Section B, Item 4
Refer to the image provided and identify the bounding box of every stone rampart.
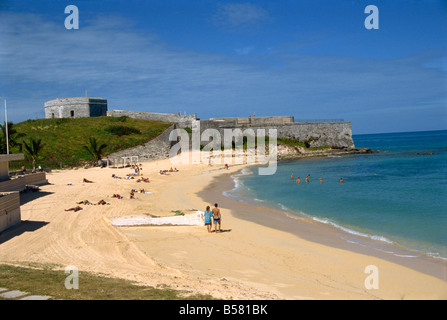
[105,124,177,163]
[107,110,196,128]
[209,116,294,126]
[105,120,354,163]
[197,120,355,148]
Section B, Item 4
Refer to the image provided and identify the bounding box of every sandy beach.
[0,155,446,300]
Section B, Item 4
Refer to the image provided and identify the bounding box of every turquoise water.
[227,130,447,260]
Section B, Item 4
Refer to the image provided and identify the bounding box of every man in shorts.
[212,203,222,233]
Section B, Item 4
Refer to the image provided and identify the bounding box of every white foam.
[312,217,393,244]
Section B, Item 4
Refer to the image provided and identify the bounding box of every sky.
[0,0,446,134]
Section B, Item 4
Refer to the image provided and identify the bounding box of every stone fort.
[44,97,355,161]
[45,97,108,119]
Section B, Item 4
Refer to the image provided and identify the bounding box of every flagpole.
[5,99,9,154]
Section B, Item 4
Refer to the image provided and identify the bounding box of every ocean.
[225,130,447,261]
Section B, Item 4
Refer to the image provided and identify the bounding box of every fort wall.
[107,110,196,127]
[105,119,355,162]
[197,120,355,148]
[45,97,107,119]
[209,116,294,126]
[105,124,177,163]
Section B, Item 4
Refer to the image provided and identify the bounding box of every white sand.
[0,156,446,300]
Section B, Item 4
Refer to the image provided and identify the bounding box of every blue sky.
[0,0,446,134]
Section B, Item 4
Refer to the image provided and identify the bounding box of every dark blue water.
[228,130,447,260]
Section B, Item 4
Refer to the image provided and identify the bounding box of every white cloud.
[211,3,269,30]
[234,46,255,55]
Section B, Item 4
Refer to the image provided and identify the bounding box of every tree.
[83,137,107,165]
[22,138,45,172]
[0,121,26,154]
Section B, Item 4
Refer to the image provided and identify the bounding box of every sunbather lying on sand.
[76,200,92,205]
[65,206,83,212]
[76,199,110,205]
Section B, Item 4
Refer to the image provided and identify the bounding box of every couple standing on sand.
[203,203,222,233]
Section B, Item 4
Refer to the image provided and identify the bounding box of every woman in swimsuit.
[203,206,213,233]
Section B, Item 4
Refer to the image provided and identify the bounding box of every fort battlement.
[209,116,294,126]
[198,117,354,149]
[106,110,196,127]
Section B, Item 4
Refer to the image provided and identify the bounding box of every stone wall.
[209,116,294,126]
[105,124,177,163]
[196,120,355,148]
[105,119,355,163]
[107,110,196,128]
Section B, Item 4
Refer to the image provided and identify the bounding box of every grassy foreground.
[0,263,213,300]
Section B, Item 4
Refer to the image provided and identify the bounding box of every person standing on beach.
[212,203,222,233]
[203,206,213,233]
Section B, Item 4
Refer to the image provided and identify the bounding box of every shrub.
[105,125,141,136]
[108,116,129,122]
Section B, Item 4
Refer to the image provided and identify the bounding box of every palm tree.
[22,138,45,172]
[0,121,26,154]
[83,137,107,165]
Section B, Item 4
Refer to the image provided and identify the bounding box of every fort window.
[70,110,74,117]
[51,113,55,118]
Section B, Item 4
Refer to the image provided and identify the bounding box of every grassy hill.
[8,116,172,169]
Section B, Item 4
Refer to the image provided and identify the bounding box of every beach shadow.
[212,229,232,233]
[0,220,48,244]
[19,191,53,206]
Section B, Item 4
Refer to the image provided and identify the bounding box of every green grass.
[277,137,331,150]
[0,263,213,300]
[8,116,172,169]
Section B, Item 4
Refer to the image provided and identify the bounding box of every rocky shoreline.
[276,144,378,161]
